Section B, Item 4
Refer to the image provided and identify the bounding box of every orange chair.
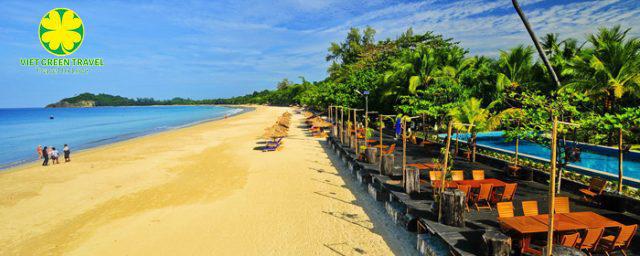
[560,232,580,247]
[451,170,464,181]
[496,202,514,218]
[576,228,604,255]
[492,183,517,203]
[472,170,485,180]
[554,197,570,214]
[457,185,471,212]
[473,183,493,211]
[382,144,396,155]
[597,224,637,256]
[429,171,443,182]
[521,201,539,216]
[579,177,607,203]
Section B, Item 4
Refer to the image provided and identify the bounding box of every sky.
[1,0,639,108]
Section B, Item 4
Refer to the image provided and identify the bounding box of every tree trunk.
[481,231,511,256]
[366,147,379,164]
[404,166,420,196]
[441,190,465,227]
[382,153,395,176]
[618,127,624,193]
[472,133,477,162]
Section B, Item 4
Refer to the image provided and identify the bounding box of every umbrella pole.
[402,118,407,187]
[546,116,558,256]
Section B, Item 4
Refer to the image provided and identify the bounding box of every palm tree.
[448,98,521,162]
[383,45,441,96]
[565,25,640,115]
[494,45,535,108]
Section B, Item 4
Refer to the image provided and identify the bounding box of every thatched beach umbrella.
[263,126,288,139]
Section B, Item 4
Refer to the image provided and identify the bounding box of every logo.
[39,8,84,56]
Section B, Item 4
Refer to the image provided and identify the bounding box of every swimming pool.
[443,131,640,184]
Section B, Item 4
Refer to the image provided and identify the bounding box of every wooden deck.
[324,132,640,256]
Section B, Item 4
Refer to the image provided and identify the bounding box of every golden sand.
[0,106,416,255]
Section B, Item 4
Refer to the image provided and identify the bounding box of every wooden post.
[441,190,465,227]
[619,127,624,193]
[422,114,426,143]
[365,109,368,148]
[514,137,519,166]
[402,117,407,187]
[438,121,454,222]
[379,114,383,169]
[482,231,512,256]
[354,109,358,155]
[340,107,344,144]
[405,166,420,196]
[546,116,558,256]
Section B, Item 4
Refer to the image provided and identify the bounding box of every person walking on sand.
[42,146,49,166]
[51,147,60,164]
[37,145,43,159]
[63,144,71,162]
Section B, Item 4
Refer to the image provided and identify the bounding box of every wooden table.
[406,162,440,170]
[372,144,389,149]
[499,212,623,255]
[454,178,507,189]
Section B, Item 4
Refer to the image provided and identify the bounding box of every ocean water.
[0,106,243,169]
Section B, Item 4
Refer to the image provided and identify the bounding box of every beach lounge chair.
[597,224,637,256]
[554,197,570,214]
[521,201,539,216]
[263,138,283,152]
[576,228,604,255]
[579,177,607,204]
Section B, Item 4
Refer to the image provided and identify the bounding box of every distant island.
[46,91,285,108]
[47,79,310,108]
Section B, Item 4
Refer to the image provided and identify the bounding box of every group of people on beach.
[37,144,71,166]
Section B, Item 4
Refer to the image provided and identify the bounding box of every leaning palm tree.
[448,98,521,162]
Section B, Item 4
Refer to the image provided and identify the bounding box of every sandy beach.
[0,106,416,255]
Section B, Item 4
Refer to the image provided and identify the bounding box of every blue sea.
[0,106,244,169]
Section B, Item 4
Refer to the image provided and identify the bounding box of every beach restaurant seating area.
[315,107,639,256]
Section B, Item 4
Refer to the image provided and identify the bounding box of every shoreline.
[0,105,254,172]
[0,106,415,255]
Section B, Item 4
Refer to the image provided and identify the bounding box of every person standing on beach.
[42,146,49,166]
[63,144,71,162]
[36,145,43,159]
[51,147,60,164]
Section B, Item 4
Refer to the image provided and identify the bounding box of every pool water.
[446,131,640,182]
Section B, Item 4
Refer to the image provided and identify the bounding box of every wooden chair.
[492,183,517,203]
[429,171,443,182]
[472,170,485,180]
[451,170,464,181]
[521,200,539,216]
[473,183,493,211]
[457,185,471,212]
[597,224,637,256]
[579,177,607,204]
[496,201,514,218]
[554,197,570,214]
[576,228,604,256]
[381,144,396,155]
[560,232,581,247]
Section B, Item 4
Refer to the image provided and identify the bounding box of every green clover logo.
[39,8,84,56]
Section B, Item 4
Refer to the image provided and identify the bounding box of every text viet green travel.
[19,58,104,66]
